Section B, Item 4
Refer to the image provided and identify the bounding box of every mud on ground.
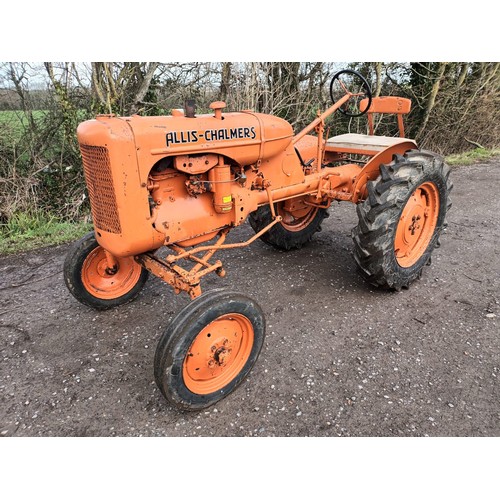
[0,160,499,437]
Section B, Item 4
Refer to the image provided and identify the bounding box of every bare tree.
[90,62,160,115]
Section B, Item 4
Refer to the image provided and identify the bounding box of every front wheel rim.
[395,182,440,268]
[81,247,143,299]
[182,313,254,395]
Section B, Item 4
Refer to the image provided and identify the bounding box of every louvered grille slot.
[80,144,122,234]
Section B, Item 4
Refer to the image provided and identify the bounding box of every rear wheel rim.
[395,182,439,268]
[183,313,254,395]
[277,202,319,232]
[81,247,143,299]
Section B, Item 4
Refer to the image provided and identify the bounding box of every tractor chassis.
[135,214,282,299]
[134,137,415,300]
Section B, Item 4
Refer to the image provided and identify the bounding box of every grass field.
[0,110,48,137]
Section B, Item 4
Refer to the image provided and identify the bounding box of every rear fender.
[351,140,417,203]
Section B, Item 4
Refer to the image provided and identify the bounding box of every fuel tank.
[130,107,294,178]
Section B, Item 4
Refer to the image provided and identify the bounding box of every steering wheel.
[329,69,373,117]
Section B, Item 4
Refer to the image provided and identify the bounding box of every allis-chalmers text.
[166,127,256,147]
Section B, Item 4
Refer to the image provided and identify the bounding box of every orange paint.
[394,182,440,267]
[360,96,412,137]
[81,246,144,299]
[182,313,254,394]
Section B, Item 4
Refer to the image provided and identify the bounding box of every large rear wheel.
[352,151,453,290]
[154,289,265,411]
[64,232,148,310]
[249,197,328,250]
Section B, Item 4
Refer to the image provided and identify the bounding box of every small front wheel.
[64,232,148,310]
[154,289,265,411]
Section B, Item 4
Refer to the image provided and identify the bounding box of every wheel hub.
[394,182,439,268]
[409,214,422,236]
[213,344,230,365]
[82,247,143,298]
[182,314,254,395]
[105,265,118,276]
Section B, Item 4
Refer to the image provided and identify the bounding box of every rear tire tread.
[352,150,453,291]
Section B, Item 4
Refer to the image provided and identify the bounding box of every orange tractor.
[64,70,452,410]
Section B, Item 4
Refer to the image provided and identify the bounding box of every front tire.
[154,289,265,411]
[63,232,149,310]
[352,151,453,290]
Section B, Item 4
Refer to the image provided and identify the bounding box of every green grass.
[0,109,88,141]
[0,213,92,255]
[445,147,500,166]
[0,110,48,137]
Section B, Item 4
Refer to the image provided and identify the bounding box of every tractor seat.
[325,133,416,156]
[326,96,415,156]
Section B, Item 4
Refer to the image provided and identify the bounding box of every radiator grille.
[80,144,122,234]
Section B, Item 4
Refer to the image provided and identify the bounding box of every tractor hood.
[77,106,294,179]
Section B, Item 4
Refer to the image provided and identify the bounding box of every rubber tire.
[63,232,149,310]
[154,289,265,411]
[352,150,453,290]
[248,203,328,250]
